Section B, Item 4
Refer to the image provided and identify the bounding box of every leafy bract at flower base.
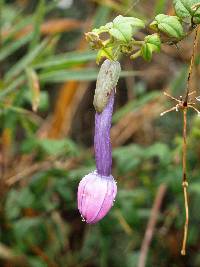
[93,59,121,113]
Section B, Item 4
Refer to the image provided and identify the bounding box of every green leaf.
[21,137,78,157]
[144,34,161,50]
[5,39,49,82]
[109,27,131,42]
[5,190,21,220]
[2,16,33,43]
[113,15,145,29]
[113,145,144,174]
[173,0,192,17]
[0,75,25,100]
[13,217,45,245]
[141,44,153,61]
[173,0,200,19]
[55,179,73,202]
[145,143,171,164]
[38,138,78,156]
[39,68,138,83]
[29,0,45,50]
[29,257,47,267]
[190,182,200,194]
[0,33,32,62]
[141,34,161,61]
[24,90,49,112]
[113,91,160,123]
[21,138,38,154]
[68,166,95,180]
[193,3,200,24]
[93,15,145,42]
[110,15,145,42]
[150,14,184,39]
[0,2,19,29]
[39,68,99,82]
[33,50,97,70]
[92,5,111,28]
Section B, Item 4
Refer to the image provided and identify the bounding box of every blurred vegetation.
[0,0,200,267]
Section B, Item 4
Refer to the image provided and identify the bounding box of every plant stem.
[181,108,189,256]
[130,50,141,60]
[184,26,199,103]
[181,25,199,256]
[132,40,144,46]
[0,0,4,47]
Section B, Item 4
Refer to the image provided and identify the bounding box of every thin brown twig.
[137,184,167,267]
[0,242,29,266]
[181,26,199,256]
[30,245,59,267]
[181,109,189,255]
[161,26,200,256]
[5,157,78,186]
[185,27,199,102]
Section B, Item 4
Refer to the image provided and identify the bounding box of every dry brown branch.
[48,81,79,138]
[111,98,163,146]
[5,157,79,186]
[137,184,167,267]
[48,81,90,138]
[30,245,58,267]
[0,243,29,266]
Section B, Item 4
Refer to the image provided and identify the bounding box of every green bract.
[93,15,145,43]
[150,14,185,39]
[93,59,121,113]
[96,47,114,64]
[141,34,161,61]
[173,0,200,24]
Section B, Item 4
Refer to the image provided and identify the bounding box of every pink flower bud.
[77,171,117,224]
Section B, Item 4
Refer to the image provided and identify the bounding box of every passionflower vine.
[77,59,121,224]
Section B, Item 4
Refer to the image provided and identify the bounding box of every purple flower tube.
[77,60,121,224]
[94,92,114,176]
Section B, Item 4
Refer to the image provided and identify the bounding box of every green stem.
[130,50,141,60]
[132,40,144,46]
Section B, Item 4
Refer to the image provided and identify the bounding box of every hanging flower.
[77,60,121,224]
